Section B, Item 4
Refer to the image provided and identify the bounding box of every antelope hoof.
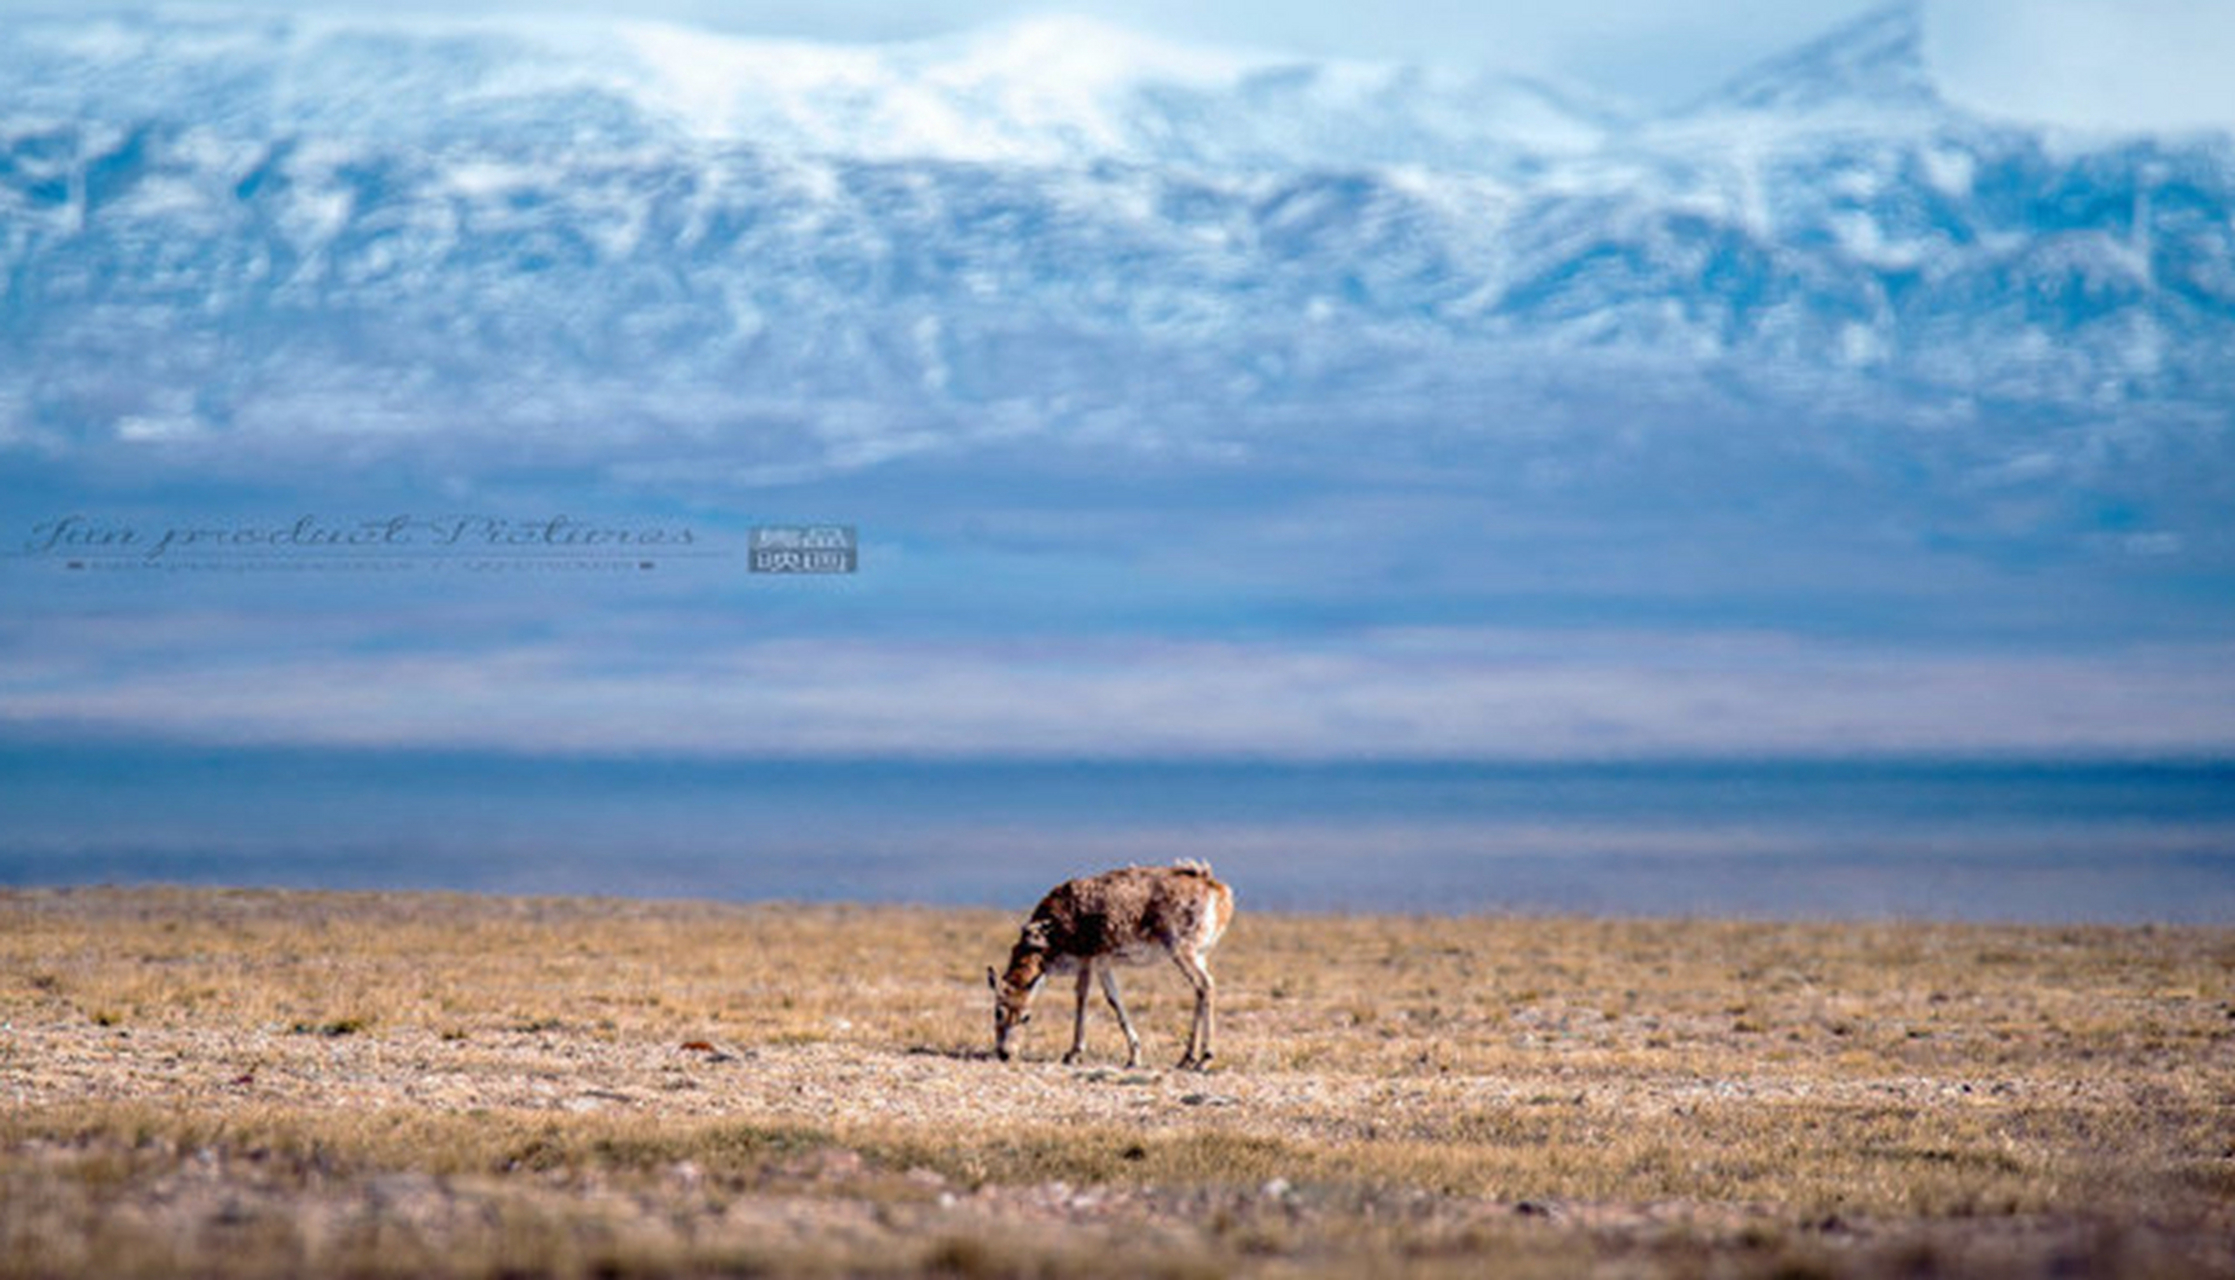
[1124,1048,1142,1069]
[1061,1048,1082,1065]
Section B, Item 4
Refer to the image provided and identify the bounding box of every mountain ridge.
[1695,3,1939,118]
[2,5,2232,534]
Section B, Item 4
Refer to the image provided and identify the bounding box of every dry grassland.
[2,886,2231,1278]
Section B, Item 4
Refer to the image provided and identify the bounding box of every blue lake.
[4,742,2232,923]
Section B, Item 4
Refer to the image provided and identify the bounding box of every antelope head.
[987,919,1051,1061]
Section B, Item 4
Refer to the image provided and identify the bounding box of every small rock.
[1261,1177,1292,1199]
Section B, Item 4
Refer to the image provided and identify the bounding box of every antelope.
[986,860,1235,1070]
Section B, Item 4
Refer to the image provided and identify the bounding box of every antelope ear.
[986,966,999,992]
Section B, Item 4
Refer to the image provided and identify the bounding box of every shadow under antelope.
[986,860,1235,1070]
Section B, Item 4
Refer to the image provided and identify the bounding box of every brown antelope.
[986,860,1235,1070]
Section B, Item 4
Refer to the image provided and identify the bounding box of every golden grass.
[2,886,2231,1278]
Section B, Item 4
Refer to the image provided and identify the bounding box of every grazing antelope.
[986,860,1235,1070]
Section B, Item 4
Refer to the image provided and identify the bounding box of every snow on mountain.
[1699,3,1940,117]
[2,3,2232,507]
[1,10,1618,165]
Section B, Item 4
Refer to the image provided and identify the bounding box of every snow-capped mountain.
[1700,2,1939,115]
[3,4,2231,501]
[6,11,1623,165]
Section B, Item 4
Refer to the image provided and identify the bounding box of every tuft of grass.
[287,1017,369,1037]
